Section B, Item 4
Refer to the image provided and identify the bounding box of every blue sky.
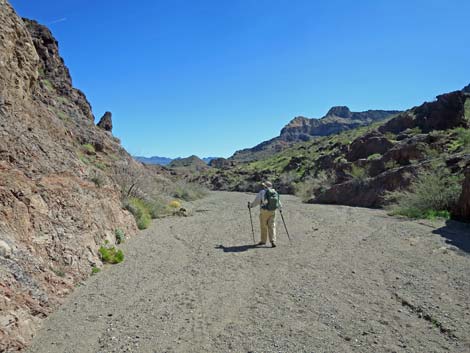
[10,0,470,158]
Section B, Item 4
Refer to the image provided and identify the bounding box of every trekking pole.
[248,202,255,244]
[279,209,292,243]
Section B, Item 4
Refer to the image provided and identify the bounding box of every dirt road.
[27,192,470,353]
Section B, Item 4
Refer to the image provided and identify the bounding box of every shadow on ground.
[432,220,470,253]
[215,244,263,253]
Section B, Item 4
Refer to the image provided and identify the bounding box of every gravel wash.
[27,192,470,353]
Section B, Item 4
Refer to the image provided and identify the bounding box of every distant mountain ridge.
[230,106,401,162]
[135,155,218,166]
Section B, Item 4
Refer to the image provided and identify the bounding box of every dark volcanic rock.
[453,168,470,222]
[97,111,113,132]
[313,165,417,207]
[346,132,394,162]
[326,106,353,119]
[23,18,94,122]
[382,135,428,166]
[209,158,235,169]
[379,91,467,135]
[462,84,470,94]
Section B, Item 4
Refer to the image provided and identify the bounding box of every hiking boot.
[271,243,277,248]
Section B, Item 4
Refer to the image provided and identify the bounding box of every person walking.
[248,181,281,248]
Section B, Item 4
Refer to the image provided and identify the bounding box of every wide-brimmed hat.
[262,181,273,188]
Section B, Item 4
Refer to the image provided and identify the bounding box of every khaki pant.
[259,208,276,244]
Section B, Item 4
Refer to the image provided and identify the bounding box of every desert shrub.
[386,168,462,219]
[367,153,382,161]
[385,160,400,170]
[447,127,470,152]
[82,143,96,154]
[172,182,208,201]
[125,197,152,229]
[99,246,124,264]
[115,229,125,244]
[42,79,54,91]
[404,127,422,135]
[295,170,336,202]
[169,200,181,209]
[90,172,106,188]
[91,267,101,275]
[347,164,368,184]
[94,161,107,171]
[383,132,397,141]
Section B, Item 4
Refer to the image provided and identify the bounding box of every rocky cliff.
[230,107,400,162]
[0,2,166,350]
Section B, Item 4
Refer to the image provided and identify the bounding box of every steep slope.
[230,106,400,162]
[0,3,173,351]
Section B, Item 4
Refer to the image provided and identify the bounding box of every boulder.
[382,135,428,165]
[312,165,417,207]
[97,111,113,132]
[346,132,394,162]
[209,158,234,169]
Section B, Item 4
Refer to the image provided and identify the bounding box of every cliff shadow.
[432,220,470,254]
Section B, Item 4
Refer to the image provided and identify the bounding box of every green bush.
[295,171,336,202]
[447,127,470,152]
[367,153,382,161]
[82,143,96,154]
[125,197,152,230]
[90,173,106,188]
[386,168,462,219]
[347,164,368,184]
[136,213,151,230]
[115,229,125,244]
[99,246,124,264]
[91,267,101,275]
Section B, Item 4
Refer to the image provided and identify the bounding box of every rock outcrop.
[379,91,467,135]
[97,111,113,132]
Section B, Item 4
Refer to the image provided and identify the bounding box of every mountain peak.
[326,106,352,118]
[463,84,470,94]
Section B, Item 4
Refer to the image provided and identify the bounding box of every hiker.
[248,181,281,247]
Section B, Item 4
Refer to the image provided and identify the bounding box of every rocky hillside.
[198,87,470,220]
[230,106,400,162]
[0,2,175,351]
[167,155,210,172]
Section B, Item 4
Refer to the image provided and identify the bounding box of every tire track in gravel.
[27,191,470,353]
